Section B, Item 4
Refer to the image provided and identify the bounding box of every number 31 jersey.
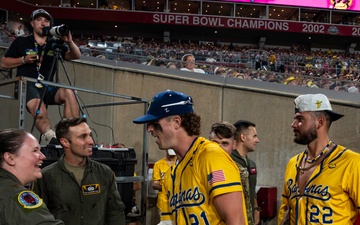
[164,137,247,225]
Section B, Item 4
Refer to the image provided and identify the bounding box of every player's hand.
[279,209,290,225]
[254,210,260,225]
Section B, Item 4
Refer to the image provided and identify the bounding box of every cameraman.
[1,9,81,143]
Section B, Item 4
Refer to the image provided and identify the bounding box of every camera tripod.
[30,40,85,140]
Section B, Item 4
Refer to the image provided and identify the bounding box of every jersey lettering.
[322,207,333,223]
[286,179,331,200]
[169,186,205,209]
[189,211,210,225]
[309,204,333,223]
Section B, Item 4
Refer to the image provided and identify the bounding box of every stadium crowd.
[1,23,359,93]
[78,37,360,93]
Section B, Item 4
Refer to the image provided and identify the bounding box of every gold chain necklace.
[298,163,318,175]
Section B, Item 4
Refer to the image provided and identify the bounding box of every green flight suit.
[0,168,63,225]
[33,155,126,225]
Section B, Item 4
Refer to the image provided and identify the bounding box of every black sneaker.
[127,205,140,217]
[48,137,60,146]
[131,205,140,214]
[41,129,56,142]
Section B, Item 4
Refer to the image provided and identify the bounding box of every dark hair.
[156,60,166,67]
[0,128,29,163]
[233,120,256,141]
[210,121,236,139]
[179,112,201,136]
[55,117,87,142]
[311,111,332,129]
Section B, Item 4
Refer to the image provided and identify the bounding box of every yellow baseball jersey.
[163,137,247,225]
[153,157,176,220]
[279,145,360,225]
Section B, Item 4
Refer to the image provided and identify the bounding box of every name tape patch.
[82,184,101,195]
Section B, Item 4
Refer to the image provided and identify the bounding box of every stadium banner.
[148,13,360,37]
[50,7,360,37]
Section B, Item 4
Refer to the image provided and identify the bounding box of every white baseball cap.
[294,94,344,121]
[30,9,53,21]
[167,149,176,156]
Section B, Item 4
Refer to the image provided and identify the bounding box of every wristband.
[22,56,26,64]
[255,207,261,212]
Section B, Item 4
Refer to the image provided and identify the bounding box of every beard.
[293,123,317,145]
[34,28,46,38]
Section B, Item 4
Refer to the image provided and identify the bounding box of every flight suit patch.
[82,184,101,195]
[250,167,257,175]
[17,191,43,209]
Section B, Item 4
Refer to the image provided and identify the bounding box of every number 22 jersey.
[279,145,360,224]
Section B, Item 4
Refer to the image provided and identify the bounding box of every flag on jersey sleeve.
[208,170,225,185]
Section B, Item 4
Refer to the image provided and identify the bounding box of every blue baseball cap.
[133,90,194,124]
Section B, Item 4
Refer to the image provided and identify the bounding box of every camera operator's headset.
[181,54,194,68]
[30,9,54,28]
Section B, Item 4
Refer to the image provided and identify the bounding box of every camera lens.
[49,25,70,38]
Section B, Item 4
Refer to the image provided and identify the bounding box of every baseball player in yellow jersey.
[152,149,177,225]
[134,90,247,225]
[278,94,360,225]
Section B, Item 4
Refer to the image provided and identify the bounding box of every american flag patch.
[250,167,257,175]
[208,170,225,185]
